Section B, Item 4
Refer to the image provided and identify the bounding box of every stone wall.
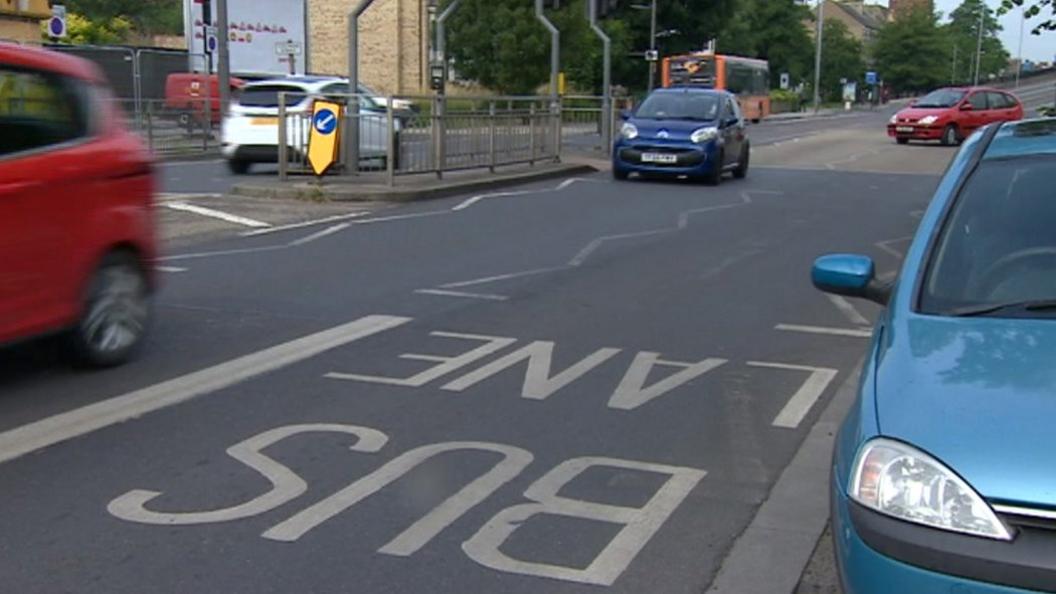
[307,0,427,95]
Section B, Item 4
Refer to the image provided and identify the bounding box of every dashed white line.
[775,324,873,338]
[0,315,412,466]
[288,223,351,247]
[155,266,188,273]
[165,201,271,228]
[415,289,510,301]
[441,267,565,289]
[568,229,670,267]
[241,212,369,237]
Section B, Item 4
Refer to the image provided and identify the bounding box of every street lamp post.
[973,3,984,86]
[1015,5,1025,88]
[813,0,824,113]
[648,0,657,91]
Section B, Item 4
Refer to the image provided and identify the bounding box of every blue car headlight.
[620,123,638,140]
[850,438,1013,541]
[690,126,719,144]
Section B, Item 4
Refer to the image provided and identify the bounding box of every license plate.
[250,117,278,126]
[896,126,914,133]
[641,152,678,164]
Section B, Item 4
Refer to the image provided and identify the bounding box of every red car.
[164,72,245,125]
[888,86,1024,146]
[0,44,156,366]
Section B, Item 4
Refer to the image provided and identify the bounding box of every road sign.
[644,50,659,63]
[307,100,343,177]
[48,5,67,39]
[865,71,878,86]
[275,40,303,57]
[205,26,219,54]
[779,72,790,90]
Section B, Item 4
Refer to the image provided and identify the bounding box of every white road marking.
[0,315,411,466]
[568,229,670,267]
[160,244,288,262]
[109,424,388,525]
[164,201,272,228]
[442,342,622,400]
[748,361,839,429]
[775,323,873,338]
[441,267,565,289]
[155,266,188,273]
[826,294,870,326]
[875,236,912,259]
[326,332,517,387]
[463,456,707,586]
[263,442,533,554]
[453,190,533,211]
[241,212,369,237]
[288,223,351,247]
[414,288,509,301]
[609,352,728,410]
[158,192,223,201]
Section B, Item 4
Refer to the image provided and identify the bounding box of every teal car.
[814,119,1056,593]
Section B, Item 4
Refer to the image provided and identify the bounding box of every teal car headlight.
[690,126,719,144]
[850,438,1013,541]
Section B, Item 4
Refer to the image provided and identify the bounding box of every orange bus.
[662,52,771,121]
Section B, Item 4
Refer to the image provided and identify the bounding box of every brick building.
[0,0,49,43]
[307,0,431,95]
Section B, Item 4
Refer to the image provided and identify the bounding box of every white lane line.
[875,236,912,259]
[748,361,839,429]
[826,294,870,326]
[568,229,670,267]
[165,201,271,228]
[441,267,565,289]
[156,266,188,273]
[158,193,223,201]
[415,289,509,301]
[160,244,287,262]
[288,223,351,247]
[0,315,412,466]
[453,190,533,212]
[241,213,369,237]
[775,324,873,338]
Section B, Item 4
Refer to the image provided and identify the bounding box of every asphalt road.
[0,108,966,593]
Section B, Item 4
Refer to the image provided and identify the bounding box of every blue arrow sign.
[313,109,338,135]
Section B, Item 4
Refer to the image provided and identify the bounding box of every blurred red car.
[888,87,1024,146]
[0,44,156,366]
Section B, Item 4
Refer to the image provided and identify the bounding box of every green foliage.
[947,0,1011,83]
[447,0,552,94]
[715,0,815,88]
[769,88,799,102]
[816,19,866,102]
[874,6,951,93]
[64,0,183,37]
[43,12,133,44]
[999,0,1055,34]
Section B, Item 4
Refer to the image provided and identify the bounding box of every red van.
[0,44,157,366]
[164,73,245,124]
[888,86,1024,145]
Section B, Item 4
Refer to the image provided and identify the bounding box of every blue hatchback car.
[612,88,749,184]
[813,118,1056,594]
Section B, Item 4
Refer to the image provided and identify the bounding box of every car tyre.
[896,137,909,145]
[733,143,750,179]
[705,152,723,186]
[612,167,629,181]
[941,124,959,147]
[68,251,151,368]
[227,159,251,175]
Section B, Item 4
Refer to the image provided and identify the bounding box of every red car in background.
[164,73,245,125]
[0,44,156,366]
[888,87,1024,145]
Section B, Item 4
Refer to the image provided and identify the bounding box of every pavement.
[0,105,982,594]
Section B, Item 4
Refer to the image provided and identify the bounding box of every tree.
[715,0,815,88]
[447,0,552,94]
[815,20,866,102]
[873,6,951,93]
[64,0,183,37]
[999,0,1055,34]
[947,0,1011,84]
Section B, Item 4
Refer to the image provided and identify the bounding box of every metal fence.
[277,93,575,183]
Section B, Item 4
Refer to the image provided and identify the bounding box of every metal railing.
[277,93,576,183]
[114,98,218,157]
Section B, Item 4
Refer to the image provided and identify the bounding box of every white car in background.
[221,76,401,174]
